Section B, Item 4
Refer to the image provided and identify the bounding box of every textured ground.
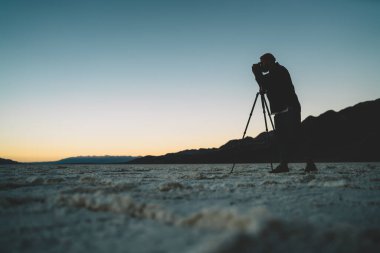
[1,163,380,253]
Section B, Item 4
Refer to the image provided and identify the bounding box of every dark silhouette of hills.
[55,155,139,164]
[129,98,380,164]
[0,158,19,164]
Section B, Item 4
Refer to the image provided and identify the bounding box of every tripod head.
[259,89,267,95]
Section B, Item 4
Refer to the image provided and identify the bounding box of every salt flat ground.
[1,163,380,253]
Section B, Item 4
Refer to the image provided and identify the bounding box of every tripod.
[229,91,275,174]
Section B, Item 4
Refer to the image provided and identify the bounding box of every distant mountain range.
[0,156,139,165]
[129,98,380,164]
[54,156,139,164]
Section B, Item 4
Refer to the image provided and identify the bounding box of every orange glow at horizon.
[0,143,222,163]
[0,129,252,163]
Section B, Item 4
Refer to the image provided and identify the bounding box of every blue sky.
[1,0,379,161]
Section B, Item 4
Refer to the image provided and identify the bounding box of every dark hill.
[129,98,380,164]
[0,158,19,164]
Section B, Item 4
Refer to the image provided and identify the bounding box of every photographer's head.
[260,53,276,72]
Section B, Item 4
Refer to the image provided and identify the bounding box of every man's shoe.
[305,161,317,172]
[270,163,290,173]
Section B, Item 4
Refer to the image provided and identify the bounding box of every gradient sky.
[1,0,379,162]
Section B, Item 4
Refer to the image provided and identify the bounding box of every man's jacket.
[253,63,301,114]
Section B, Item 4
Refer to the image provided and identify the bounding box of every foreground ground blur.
[1,163,380,253]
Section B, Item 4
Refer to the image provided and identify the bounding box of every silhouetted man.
[252,53,317,173]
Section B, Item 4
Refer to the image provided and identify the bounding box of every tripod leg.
[261,94,273,171]
[241,92,260,139]
[263,96,275,130]
[230,92,260,174]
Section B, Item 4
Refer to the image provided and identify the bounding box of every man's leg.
[301,122,318,172]
[287,107,301,162]
[271,107,303,173]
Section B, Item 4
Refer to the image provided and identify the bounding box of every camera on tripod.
[252,62,264,72]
